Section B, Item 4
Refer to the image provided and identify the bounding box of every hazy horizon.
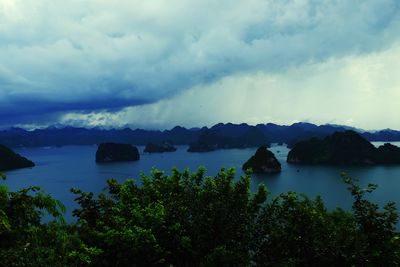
[2,120,398,133]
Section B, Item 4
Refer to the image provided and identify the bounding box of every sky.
[1,0,400,130]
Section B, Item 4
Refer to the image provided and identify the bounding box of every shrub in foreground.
[1,169,400,266]
[71,168,267,266]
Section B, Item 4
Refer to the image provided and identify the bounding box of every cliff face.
[0,144,35,171]
[287,131,400,165]
[96,143,140,163]
[243,146,281,173]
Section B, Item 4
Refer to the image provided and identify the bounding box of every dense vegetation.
[1,168,400,266]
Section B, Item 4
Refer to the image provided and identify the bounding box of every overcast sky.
[1,0,399,130]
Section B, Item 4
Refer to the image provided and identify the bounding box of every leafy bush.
[1,169,400,266]
[71,168,267,266]
[0,174,99,267]
[252,173,400,266]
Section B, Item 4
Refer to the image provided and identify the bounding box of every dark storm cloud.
[0,0,399,126]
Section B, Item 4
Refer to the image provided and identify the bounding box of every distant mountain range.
[1,122,400,148]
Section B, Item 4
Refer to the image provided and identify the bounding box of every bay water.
[2,143,400,221]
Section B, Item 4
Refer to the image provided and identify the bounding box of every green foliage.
[71,167,268,266]
[1,169,400,266]
[0,173,95,267]
[252,174,400,266]
[342,173,400,265]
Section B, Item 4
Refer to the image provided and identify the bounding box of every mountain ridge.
[1,122,400,148]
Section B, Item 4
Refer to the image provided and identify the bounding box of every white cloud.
[61,41,400,130]
[0,0,399,126]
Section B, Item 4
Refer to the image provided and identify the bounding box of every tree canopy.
[1,168,399,266]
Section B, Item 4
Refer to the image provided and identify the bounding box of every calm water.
[2,143,400,221]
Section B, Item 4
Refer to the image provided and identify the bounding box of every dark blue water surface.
[2,143,400,221]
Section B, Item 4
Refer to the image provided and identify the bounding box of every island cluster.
[3,130,400,174]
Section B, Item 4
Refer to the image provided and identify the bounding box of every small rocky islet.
[95,143,140,163]
[242,146,281,173]
[144,142,177,153]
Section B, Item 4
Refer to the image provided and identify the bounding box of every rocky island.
[375,143,400,164]
[144,142,177,153]
[96,143,140,163]
[242,146,281,173]
[0,144,35,171]
[287,130,400,165]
